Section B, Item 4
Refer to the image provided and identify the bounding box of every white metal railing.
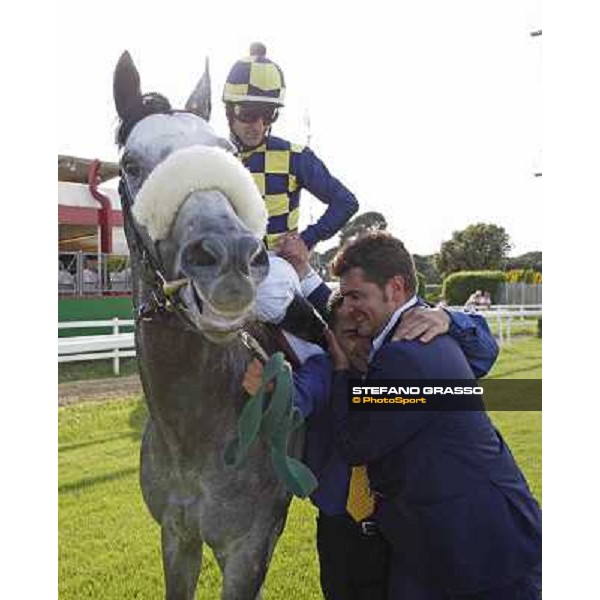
[448,304,542,312]
[58,252,132,296]
[58,318,136,375]
[485,309,542,345]
[447,306,542,345]
[58,305,542,377]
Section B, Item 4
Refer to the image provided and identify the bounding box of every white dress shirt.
[369,295,418,361]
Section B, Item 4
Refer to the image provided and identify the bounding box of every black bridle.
[118,174,197,326]
[120,172,270,360]
[117,107,270,358]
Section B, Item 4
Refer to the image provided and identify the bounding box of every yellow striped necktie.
[346,465,375,522]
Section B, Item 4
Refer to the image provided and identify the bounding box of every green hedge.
[416,271,426,297]
[442,271,506,305]
[424,284,442,304]
[505,269,542,284]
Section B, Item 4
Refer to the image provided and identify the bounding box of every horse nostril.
[239,237,267,270]
[182,241,217,268]
[250,246,268,269]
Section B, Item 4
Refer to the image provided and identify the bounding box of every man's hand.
[324,328,350,371]
[275,232,311,279]
[393,306,451,343]
[242,358,275,396]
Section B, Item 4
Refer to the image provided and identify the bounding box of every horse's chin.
[178,283,252,343]
[197,308,249,343]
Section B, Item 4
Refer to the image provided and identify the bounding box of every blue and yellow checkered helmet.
[223,43,286,106]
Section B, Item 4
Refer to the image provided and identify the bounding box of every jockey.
[223,42,359,254]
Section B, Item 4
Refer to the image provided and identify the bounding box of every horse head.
[113,51,269,342]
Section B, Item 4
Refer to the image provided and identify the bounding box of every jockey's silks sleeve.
[240,136,358,250]
[295,147,358,249]
[445,310,499,378]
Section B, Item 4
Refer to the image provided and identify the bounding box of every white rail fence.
[450,304,542,312]
[58,318,135,375]
[448,306,542,345]
[59,305,542,376]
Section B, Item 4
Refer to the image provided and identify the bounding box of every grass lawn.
[486,337,542,503]
[59,337,541,599]
[59,358,139,383]
[487,336,542,379]
[486,316,540,339]
[59,399,322,599]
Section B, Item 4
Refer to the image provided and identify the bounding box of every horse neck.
[124,227,251,451]
[136,304,250,451]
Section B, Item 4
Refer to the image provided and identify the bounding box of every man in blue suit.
[325,232,542,599]
[245,241,503,599]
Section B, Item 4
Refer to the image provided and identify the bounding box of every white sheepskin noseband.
[132,145,268,240]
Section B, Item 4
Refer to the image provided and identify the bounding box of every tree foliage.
[310,246,340,280]
[436,223,512,275]
[312,211,389,279]
[506,251,542,273]
[339,211,388,246]
[413,254,441,284]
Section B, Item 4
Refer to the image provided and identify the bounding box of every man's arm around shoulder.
[332,342,439,465]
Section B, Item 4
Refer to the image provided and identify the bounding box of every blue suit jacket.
[331,316,542,594]
[301,287,502,518]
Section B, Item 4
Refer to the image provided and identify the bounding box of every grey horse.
[113,51,301,599]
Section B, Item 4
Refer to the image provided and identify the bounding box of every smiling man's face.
[339,267,402,339]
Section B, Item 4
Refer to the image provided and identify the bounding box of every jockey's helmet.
[223,43,286,108]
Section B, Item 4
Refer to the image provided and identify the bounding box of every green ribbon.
[224,352,318,498]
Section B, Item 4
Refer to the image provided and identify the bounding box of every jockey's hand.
[324,328,350,371]
[242,359,274,396]
[393,306,451,344]
[275,233,311,279]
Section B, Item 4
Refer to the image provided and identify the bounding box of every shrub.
[416,271,426,297]
[442,271,507,305]
[505,269,542,284]
[423,284,442,305]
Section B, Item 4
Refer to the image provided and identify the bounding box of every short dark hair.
[325,288,344,328]
[330,231,417,294]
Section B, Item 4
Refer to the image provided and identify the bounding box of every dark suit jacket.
[332,313,542,594]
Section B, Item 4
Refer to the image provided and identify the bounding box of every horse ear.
[114,50,143,120]
[185,57,212,121]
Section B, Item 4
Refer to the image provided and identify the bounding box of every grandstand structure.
[58,155,134,323]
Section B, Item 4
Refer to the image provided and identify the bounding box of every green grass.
[486,337,542,503]
[59,337,541,599]
[488,336,542,379]
[59,398,322,599]
[486,316,540,338]
[59,358,139,383]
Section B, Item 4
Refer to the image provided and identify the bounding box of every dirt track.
[58,375,143,406]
